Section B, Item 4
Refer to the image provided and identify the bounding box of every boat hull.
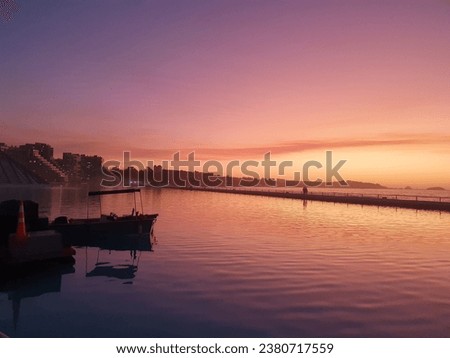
[50,214,158,251]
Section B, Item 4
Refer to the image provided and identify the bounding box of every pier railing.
[308,191,450,203]
[196,186,450,203]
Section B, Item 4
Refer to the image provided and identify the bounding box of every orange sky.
[1,1,449,188]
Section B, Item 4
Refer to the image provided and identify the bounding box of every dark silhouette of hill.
[102,166,389,189]
[334,180,387,189]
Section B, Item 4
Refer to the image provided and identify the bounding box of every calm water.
[1,185,450,337]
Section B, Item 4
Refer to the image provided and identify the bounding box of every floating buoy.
[14,201,28,241]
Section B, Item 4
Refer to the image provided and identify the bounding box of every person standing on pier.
[302,186,308,195]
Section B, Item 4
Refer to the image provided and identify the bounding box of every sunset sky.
[1,0,449,188]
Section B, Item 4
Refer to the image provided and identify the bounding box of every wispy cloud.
[5,127,448,160]
[117,133,450,160]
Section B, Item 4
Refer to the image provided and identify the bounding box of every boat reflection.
[0,229,157,335]
[83,228,157,283]
[71,226,157,252]
[72,235,153,251]
[85,247,141,282]
[86,262,138,280]
[0,263,75,335]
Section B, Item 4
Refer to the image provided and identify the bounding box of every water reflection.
[86,263,137,280]
[0,224,157,336]
[70,234,154,251]
[0,264,75,333]
[85,248,142,283]
[2,186,450,337]
[0,241,153,335]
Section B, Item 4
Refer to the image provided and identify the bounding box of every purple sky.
[1,0,449,186]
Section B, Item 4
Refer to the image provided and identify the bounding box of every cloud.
[5,127,448,161]
[114,133,450,160]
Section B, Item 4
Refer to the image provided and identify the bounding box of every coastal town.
[0,142,102,184]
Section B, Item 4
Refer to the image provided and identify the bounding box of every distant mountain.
[427,187,446,191]
[330,180,387,189]
[105,166,390,190]
[309,180,387,189]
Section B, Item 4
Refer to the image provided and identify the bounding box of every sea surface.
[1,185,450,337]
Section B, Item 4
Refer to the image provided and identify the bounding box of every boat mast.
[139,190,144,214]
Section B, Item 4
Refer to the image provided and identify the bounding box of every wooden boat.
[50,188,158,249]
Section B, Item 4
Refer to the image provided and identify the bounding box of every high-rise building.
[61,152,102,182]
[17,143,54,160]
[6,143,66,183]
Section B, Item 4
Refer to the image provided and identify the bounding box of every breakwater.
[179,187,450,212]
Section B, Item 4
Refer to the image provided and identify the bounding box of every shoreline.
[173,187,450,213]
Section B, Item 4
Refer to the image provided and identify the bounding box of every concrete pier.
[180,187,450,213]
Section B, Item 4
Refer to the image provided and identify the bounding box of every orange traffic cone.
[15,200,28,240]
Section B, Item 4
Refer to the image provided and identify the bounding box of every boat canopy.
[88,188,141,196]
